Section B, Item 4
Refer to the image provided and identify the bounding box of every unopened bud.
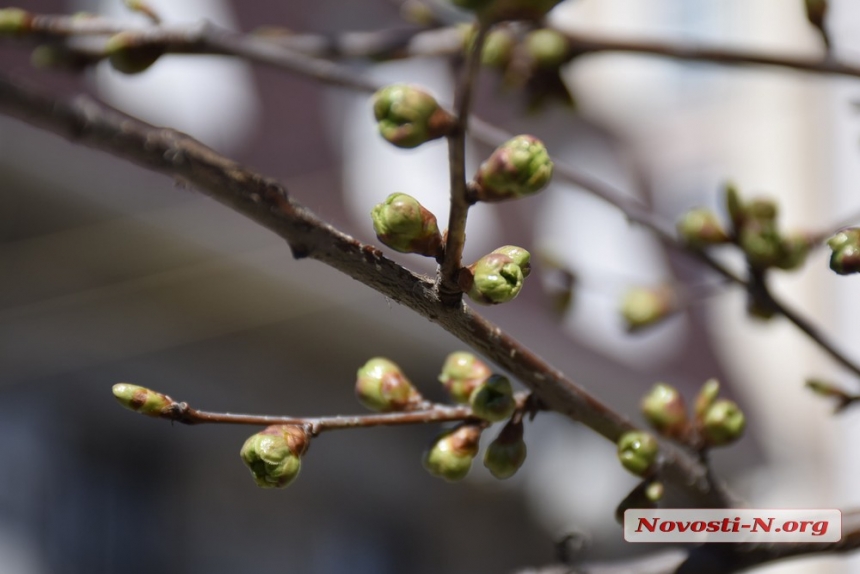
[641,383,687,437]
[482,28,516,68]
[491,245,531,277]
[438,351,492,404]
[619,286,675,332]
[474,135,553,202]
[724,182,745,232]
[739,225,783,269]
[524,29,569,69]
[459,252,526,305]
[746,197,778,223]
[483,419,527,479]
[694,378,720,420]
[617,431,659,477]
[372,84,453,149]
[0,8,29,35]
[112,383,172,416]
[470,374,516,422]
[676,208,729,247]
[828,228,860,275]
[104,32,165,74]
[240,425,309,489]
[701,399,746,447]
[775,232,812,271]
[371,193,442,256]
[355,357,423,412]
[423,423,482,481]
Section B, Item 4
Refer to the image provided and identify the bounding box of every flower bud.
[746,197,778,223]
[112,383,172,416]
[775,232,812,271]
[739,224,783,269]
[438,351,492,404]
[470,374,516,422]
[104,32,165,74]
[0,8,29,35]
[423,423,482,481]
[372,84,453,149]
[828,228,860,275]
[474,135,553,202]
[617,431,659,477]
[524,29,569,69]
[676,208,729,247]
[459,252,526,305]
[481,28,516,68]
[240,425,309,489]
[619,286,675,332]
[483,419,527,479]
[694,378,720,420]
[371,193,442,256]
[701,399,746,447]
[355,357,423,412]
[491,245,531,277]
[641,383,687,437]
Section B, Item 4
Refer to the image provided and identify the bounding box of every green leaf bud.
[676,208,729,247]
[701,399,746,447]
[619,286,675,332]
[355,357,423,412]
[459,252,526,305]
[828,228,860,275]
[438,351,492,404]
[775,232,812,271]
[481,28,516,68]
[240,425,309,489]
[694,378,720,420]
[746,197,778,223]
[104,32,165,74]
[483,418,527,479]
[491,245,531,277]
[423,423,482,481]
[0,8,29,35]
[112,383,173,417]
[641,383,688,437]
[469,374,516,422]
[371,193,442,256]
[524,29,569,69]
[739,224,783,269]
[372,84,454,149]
[474,135,553,202]
[617,431,659,477]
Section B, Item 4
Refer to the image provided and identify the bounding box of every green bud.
[112,383,173,416]
[828,228,860,275]
[724,182,745,232]
[746,198,778,223]
[438,351,492,404]
[645,481,664,502]
[371,193,442,256]
[617,431,659,477]
[104,32,165,74]
[469,374,516,422]
[619,286,675,332]
[0,8,29,35]
[676,208,729,247]
[775,232,812,271]
[459,252,526,305]
[524,29,569,69]
[481,28,516,68]
[491,245,531,277]
[694,378,720,420]
[474,135,553,202]
[372,84,453,149]
[641,383,687,437]
[739,224,783,269]
[355,357,423,412]
[423,423,482,481]
[483,419,527,479]
[701,399,746,447]
[240,425,309,489]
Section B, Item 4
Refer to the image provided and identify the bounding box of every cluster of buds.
[372,84,454,149]
[449,0,564,23]
[112,383,173,417]
[355,357,424,412]
[722,184,812,271]
[459,245,531,305]
[438,351,492,403]
[240,425,309,489]
[619,285,676,332]
[693,378,746,447]
[827,228,860,275]
[423,423,483,481]
[473,135,553,202]
[104,32,166,74]
[641,383,688,439]
[616,431,659,477]
[483,418,527,479]
[371,193,442,257]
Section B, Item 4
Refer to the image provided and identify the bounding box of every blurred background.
[1,0,860,572]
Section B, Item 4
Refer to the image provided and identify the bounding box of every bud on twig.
[524,29,569,69]
[619,286,675,332]
[104,32,165,74]
[438,351,492,404]
[371,193,442,256]
[701,399,746,447]
[372,84,454,149]
[483,418,527,479]
[481,28,516,68]
[491,245,531,277]
[828,228,860,275]
[641,383,688,438]
[694,378,720,420]
[676,208,729,247]
[355,357,423,412]
[459,249,530,305]
[473,135,553,202]
[423,423,482,481]
[240,425,309,489]
[617,431,659,477]
[470,374,516,422]
[724,182,745,233]
[112,383,173,416]
[775,232,812,271]
[0,8,29,35]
